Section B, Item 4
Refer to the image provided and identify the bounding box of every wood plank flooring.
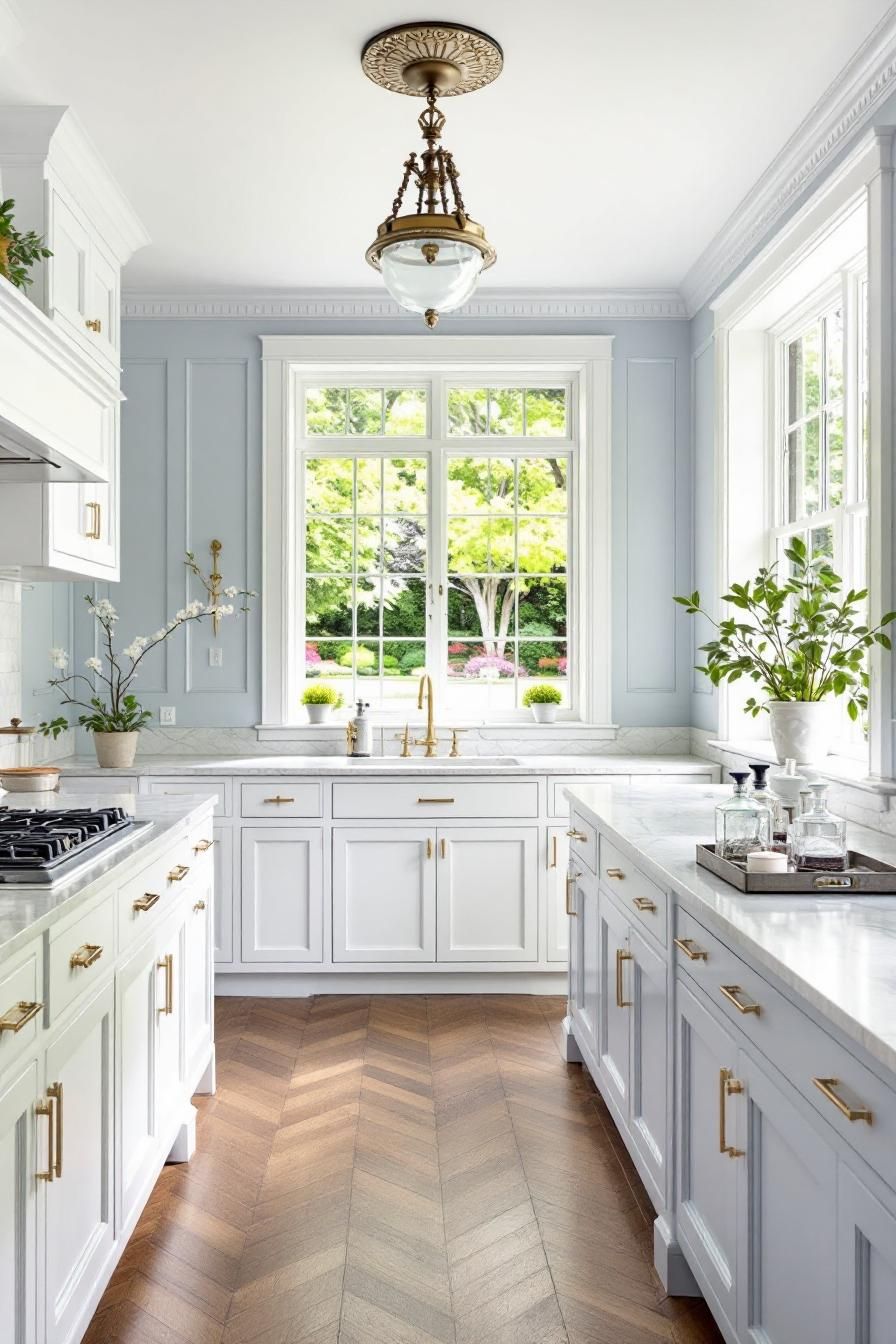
[85,995,723,1344]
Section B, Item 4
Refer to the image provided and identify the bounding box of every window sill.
[707,740,896,796]
[256,721,620,743]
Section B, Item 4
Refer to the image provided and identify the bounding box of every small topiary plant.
[522,683,563,707]
[301,685,344,707]
[0,199,52,290]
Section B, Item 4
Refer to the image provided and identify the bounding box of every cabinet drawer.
[0,942,43,1075]
[240,782,322,819]
[332,780,538,819]
[674,906,896,1193]
[143,777,231,818]
[549,776,629,818]
[48,891,115,1022]
[600,838,667,944]
[567,809,598,874]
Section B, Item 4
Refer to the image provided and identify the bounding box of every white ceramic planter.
[93,731,139,768]
[767,701,832,766]
[530,703,559,724]
[305,703,333,724]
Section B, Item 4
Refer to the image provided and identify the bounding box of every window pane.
[384,458,427,512]
[810,525,834,563]
[525,388,566,436]
[309,642,353,680]
[305,458,353,513]
[787,327,821,424]
[518,639,567,680]
[356,458,381,513]
[355,518,380,571]
[306,388,347,435]
[355,643,381,678]
[785,419,820,521]
[518,457,567,513]
[826,309,843,403]
[448,388,488,435]
[518,518,567,573]
[487,518,515,571]
[384,389,427,436]
[488,389,524,435]
[448,584,483,638]
[356,578,380,637]
[517,578,567,638]
[383,518,425,573]
[826,410,844,508]
[306,518,354,573]
[383,578,426,636]
[447,518,488,574]
[349,388,384,435]
[305,578,353,636]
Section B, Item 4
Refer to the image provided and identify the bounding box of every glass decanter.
[789,782,847,872]
[715,771,772,862]
[748,761,787,852]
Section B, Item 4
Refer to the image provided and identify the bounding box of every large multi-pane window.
[300,381,572,715]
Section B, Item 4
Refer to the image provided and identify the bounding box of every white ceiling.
[0,0,892,294]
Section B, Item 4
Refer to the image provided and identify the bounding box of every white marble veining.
[0,790,218,960]
[566,781,896,1078]
[50,752,718,779]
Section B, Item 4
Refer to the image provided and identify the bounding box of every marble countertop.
[566,781,896,1078]
[51,752,717,778]
[0,790,218,960]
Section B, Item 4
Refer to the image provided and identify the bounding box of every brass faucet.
[415,674,439,757]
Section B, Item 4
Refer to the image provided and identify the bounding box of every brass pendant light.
[361,22,502,327]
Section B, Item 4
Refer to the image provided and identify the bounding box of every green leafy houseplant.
[0,199,52,290]
[522,683,564,707]
[301,685,344,707]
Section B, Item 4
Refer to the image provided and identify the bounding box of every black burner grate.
[0,806,134,872]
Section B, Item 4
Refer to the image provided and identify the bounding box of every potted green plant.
[0,198,52,290]
[675,537,896,764]
[302,684,344,724]
[522,682,563,724]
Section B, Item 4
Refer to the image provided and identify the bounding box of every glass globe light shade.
[378,237,484,316]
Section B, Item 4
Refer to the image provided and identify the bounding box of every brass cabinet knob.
[633,896,657,913]
[0,1000,42,1032]
[69,943,103,970]
[133,892,160,913]
[85,317,102,332]
[167,864,190,882]
[193,900,206,912]
[192,838,215,853]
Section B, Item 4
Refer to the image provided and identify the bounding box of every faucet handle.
[449,728,467,758]
[394,725,413,758]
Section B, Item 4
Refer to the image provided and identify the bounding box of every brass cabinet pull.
[193,900,206,913]
[192,838,215,853]
[69,943,102,970]
[549,835,558,869]
[719,984,761,1016]
[263,796,295,805]
[812,1076,873,1125]
[633,896,657,913]
[440,837,447,859]
[674,936,708,962]
[85,317,102,333]
[418,797,454,804]
[0,1000,42,1033]
[35,1081,62,1181]
[565,872,579,917]
[426,837,433,859]
[567,829,588,842]
[167,864,190,882]
[84,501,102,540]
[719,1068,744,1157]
[51,1081,63,1177]
[157,953,173,1015]
[133,892,160,913]
[606,867,626,880]
[615,948,633,1008]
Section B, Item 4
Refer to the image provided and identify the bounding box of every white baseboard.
[215,971,567,996]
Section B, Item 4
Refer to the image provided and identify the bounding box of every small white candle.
[746,850,788,874]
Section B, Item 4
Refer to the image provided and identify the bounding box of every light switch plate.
[208,647,223,667]
[160,706,176,725]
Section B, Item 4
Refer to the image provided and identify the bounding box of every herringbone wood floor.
[85,995,723,1344]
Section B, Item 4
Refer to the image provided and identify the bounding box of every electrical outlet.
[160,707,176,726]
[208,647,223,667]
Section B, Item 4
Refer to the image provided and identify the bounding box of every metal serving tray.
[696,843,896,894]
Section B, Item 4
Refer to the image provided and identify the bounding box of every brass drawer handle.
[69,943,102,970]
[157,953,173,1015]
[167,864,190,882]
[606,867,625,880]
[84,501,102,540]
[36,1081,63,1181]
[565,872,580,917]
[566,829,588,842]
[615,948,633,1007]
[549,835,558,869]
[440,837,447,859]
[192,838,215,853]
[263,796,295,804]
[633,896,657,913]
[719,984,761,1016]
[133,892,160,913]
[674,936,708,961]
[812,1077,873,1125]
[719,1068,744,1157]
[0,1000,42,1033]
[417,797,454,804]
[85,317,102,333]
[193,900,206,913]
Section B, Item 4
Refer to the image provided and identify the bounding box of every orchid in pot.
[40,589,252,767]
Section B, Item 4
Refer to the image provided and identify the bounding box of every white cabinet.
[627,924,668,1206]
[241,828,323,963]
[115,933,160,1232]
[212,825,233,964]
[185,879,214,1081]
[546,825,570,962]
[0,1055,40,1344]
[333,828,435,962]
[837,1166,896,1343]
[598,892,631,1117]
[43,981,115,1344]
[569,867,599,1065]
[436,827,537,962]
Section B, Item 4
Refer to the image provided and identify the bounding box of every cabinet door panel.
[241,828,323,963]
[629,925,667,1208]
[0,1056,39,1344]
[48,187,89,331]
[333,828,435,962]
[735,1048,837,1344]
[116,936,159,1231]
[212,825,233,963]
[676,978,738,1336]
[185,880,214,1082]
[598,893,631,1115]
[546,825,570,962]
[437,828,537,962]
[838,1166,896,1344]
[88,239,120,362]
[44,983,115,1344]
[570,869,599,1064]
[155,916,186,1128]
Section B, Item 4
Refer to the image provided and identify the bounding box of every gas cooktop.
[0,806,153,885]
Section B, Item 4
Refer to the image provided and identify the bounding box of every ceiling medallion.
[361,21,502,327]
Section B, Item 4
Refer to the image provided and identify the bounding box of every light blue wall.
[23,314,696,728]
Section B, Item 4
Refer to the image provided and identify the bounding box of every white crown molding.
[120,287,688,321]
[682,8,896,315]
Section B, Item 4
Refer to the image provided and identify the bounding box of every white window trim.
[711,127,894,780]
[258,335,613,734]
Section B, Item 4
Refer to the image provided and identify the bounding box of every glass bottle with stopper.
[748,762,787,851]
[789,782,848,872]
[715,771,773,862]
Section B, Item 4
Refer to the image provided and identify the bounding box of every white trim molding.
[122,288,687,322]
[682,7,896,315]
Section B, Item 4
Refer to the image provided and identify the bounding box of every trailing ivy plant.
[675,537,896,721]
[0,199,52,290]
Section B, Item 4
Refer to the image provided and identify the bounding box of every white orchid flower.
[223,586,239,598]
[50,647,69,669]
[85,656,103,673]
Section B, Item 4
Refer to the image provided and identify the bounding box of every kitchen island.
[564,780,896,1344]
